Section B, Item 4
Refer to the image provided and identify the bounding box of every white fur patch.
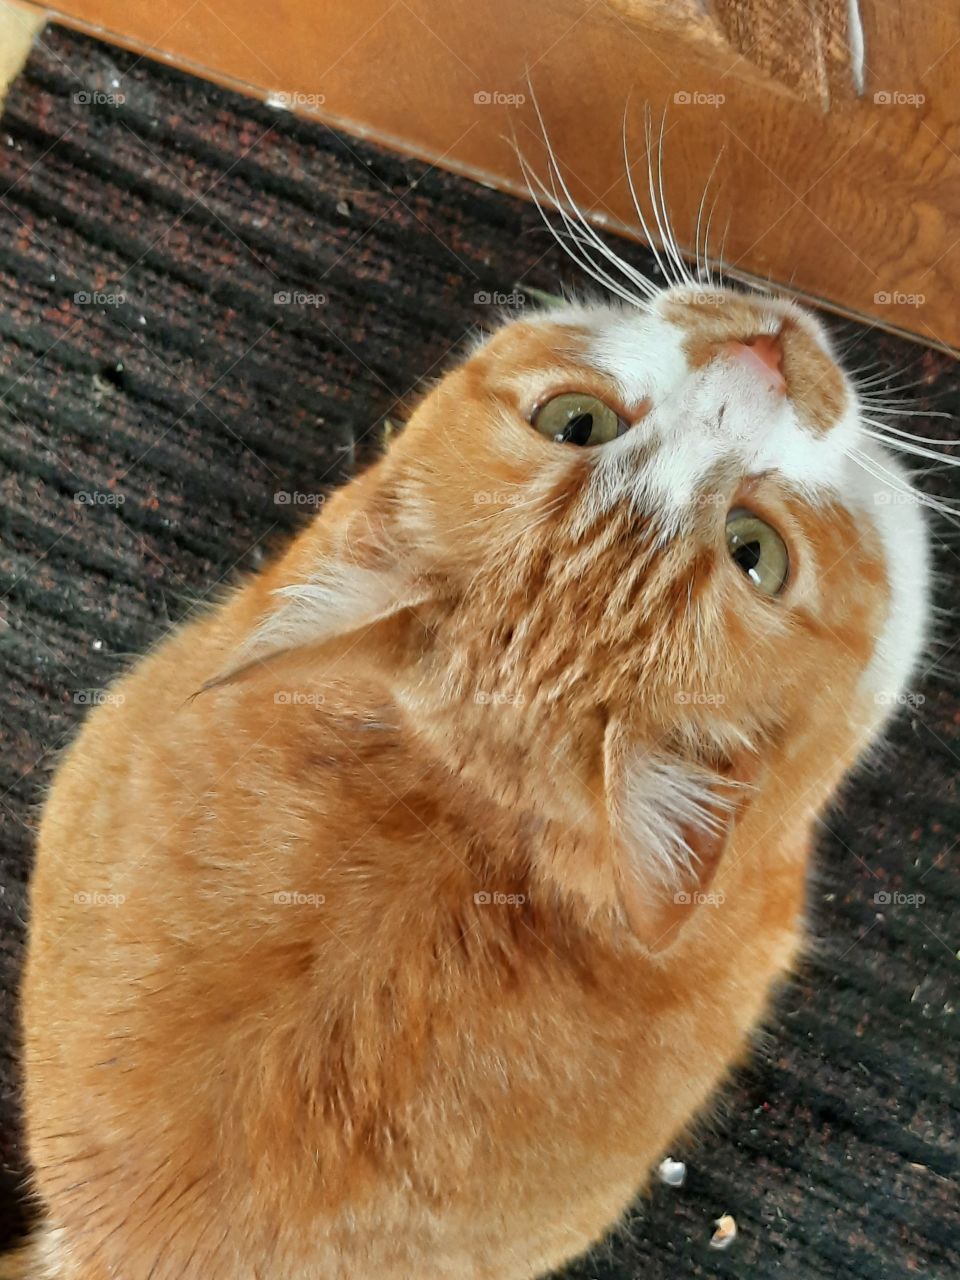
[844,438,932,720]
[617,755,731,888]
[579,302,857,534]
[214,558,431,685]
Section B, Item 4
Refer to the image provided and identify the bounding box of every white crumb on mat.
[657,1157,686,1187]
[710,1213,737,1250]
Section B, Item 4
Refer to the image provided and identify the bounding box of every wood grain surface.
[11,1,960,345]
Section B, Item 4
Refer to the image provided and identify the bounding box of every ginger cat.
[6,278,931,1279]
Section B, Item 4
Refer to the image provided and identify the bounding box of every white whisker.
[859,403,955,420]
[693,150,723,287]
[862,430,960,472]
[621,103,673,289]
[642,111,688,287]
[653,111,693,286]
[702,192,723,287]
[862,417,960,452]
[853,367,926,391]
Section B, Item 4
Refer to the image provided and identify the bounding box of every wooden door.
[13,0,960,349]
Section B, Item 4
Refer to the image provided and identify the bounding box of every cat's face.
[391,286,928,745]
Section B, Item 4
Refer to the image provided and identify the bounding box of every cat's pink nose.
[727,333,785,393]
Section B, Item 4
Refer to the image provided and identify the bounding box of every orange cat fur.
[7,284,930,1279]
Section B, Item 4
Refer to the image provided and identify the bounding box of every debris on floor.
[657,1157,687,1187]
[710,1213,738,1250]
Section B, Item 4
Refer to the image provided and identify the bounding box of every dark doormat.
[0,25,957,1279]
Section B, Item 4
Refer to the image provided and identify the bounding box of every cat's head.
[221,284,932,950]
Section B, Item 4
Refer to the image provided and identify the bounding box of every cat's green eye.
[725,508,789,596]
[531,393,623,446]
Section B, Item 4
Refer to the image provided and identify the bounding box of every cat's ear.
[202,506,437,691]
[603,720,752,953]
